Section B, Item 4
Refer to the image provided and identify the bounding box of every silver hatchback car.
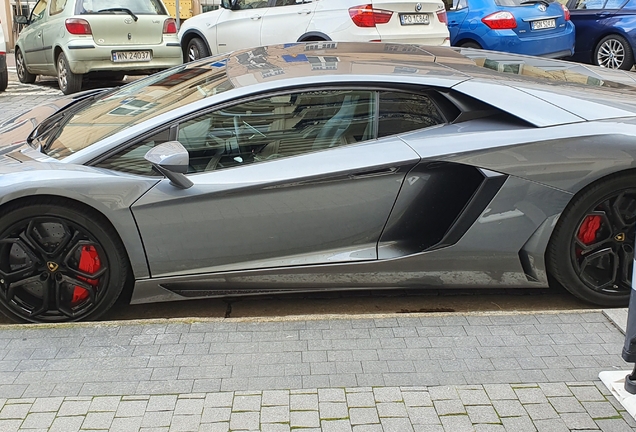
[15,0,183,94]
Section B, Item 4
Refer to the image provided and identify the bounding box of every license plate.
[112,51,152,62]
[531,19,556,30]
[399,13,430,25]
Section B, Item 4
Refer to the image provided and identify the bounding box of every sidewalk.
[0,309,633,431]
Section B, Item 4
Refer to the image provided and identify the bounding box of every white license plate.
[112,51,152,62]
[531,19,556,30]
[400,13,430,25]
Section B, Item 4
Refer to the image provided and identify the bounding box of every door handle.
[298,9,311,14]
[349,167,398,179]
[251,14,261,20]
[37,31,42,38]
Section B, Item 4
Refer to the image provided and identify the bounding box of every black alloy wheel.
[548,174,636,306]
[0,201,128,323]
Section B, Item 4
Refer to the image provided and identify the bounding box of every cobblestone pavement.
[0,311,634,431]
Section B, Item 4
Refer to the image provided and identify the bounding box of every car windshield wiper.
[29,88,117,153]
[96,8,138,21]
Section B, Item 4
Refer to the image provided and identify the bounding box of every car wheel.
[16,49,36,84]
[187,37,209,62]
[0,200,129,323]
[0,67,7,92]
[56,52,83,94]
[594,35,634,70]
[460,41,482,49]
[547,173,636,307]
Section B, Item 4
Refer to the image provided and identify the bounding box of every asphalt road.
[0,64,609,325]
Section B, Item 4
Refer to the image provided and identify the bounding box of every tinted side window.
[30,0,49,23]
[572,0,605,9]
[275,0,312,5]
[182,90,375,173]
[235,0,270,9]
[604,0,626,7]
[378,92,445,138]
[95,129,170,176]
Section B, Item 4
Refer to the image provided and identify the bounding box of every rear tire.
[16,49,36,84]
[594,34,634,70]
[460,41,482,49]
[547,173,636,307]
[186,37,209,62]
[0,199,129,323]
[0,66,7,92]
[56,52,83,95]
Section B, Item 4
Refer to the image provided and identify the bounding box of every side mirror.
[220,0,236,9]
[144,141,193,189]
[15,15,28,25]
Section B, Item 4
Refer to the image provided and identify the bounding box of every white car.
[0,18,7,92]
[179,0,450,61]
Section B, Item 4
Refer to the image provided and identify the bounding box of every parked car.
[14,0,183,95]
[179,0,450,62]
[566,0,636,70]
[0,19,7,92]
[1,43,636,323]
[446,0,575,58]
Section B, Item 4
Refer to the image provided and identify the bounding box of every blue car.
[447,0,576,58]
[566,0,636,70]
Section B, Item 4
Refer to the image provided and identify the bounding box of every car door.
[127,89,420,278]
[447,0,469,44]
[215,0,270,53]
[41,0,68,69]
[260,0,318,45]
[21,0,49,71]
[567,0,608,62]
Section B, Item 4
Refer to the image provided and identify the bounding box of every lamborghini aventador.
[1,42,636,324]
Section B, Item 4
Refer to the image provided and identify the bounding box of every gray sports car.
[2,42,636,324]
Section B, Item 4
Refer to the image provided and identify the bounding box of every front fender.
[0,166,159,279]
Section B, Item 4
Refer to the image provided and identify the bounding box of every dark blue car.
[447,0,575,58]
[566,0,636,69]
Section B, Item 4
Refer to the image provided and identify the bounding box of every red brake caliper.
[578,215,602,245]
[73,246,101,304]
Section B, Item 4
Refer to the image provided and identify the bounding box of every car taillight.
[436,9,448,24]
[163,18,177,34]
[349,4,393,27]
[65,18,92,35]
[561,4,570,20]
[481,11,517,29]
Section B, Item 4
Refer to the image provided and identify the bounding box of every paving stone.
[458,388,490,406]
[116,400,148,417]
[20,411,56,429]
[0,403,31,419]
[515,387,549,405]
[533,418,569,432]
[346,392,376,408]
[140,410,172,428]
[204,393,233,408]
[49,415,85,432]
[261,390,289,406]
[501,415,538,432]
[201,407,231,423]
[467,405,500,424]
[167,414,200,432]
[321,419,353,431]
[569,385,607,402]
[433,399,465,416]
[524,403,559,420]
[290,393,318,411]
[319,388,346,402]
[548,396,585,413]
[484,384,517,400]
[582,401,621,420]
[290,410,320,428]
[427,386,458,401]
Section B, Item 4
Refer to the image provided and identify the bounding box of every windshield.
[75,0,167,14]
[44,58,234,160]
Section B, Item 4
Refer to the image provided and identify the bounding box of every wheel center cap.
[615,233,626,242]
[47,262,59,272]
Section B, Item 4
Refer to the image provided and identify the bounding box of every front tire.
[547,173,636,306]
[57,52,83,94]
[594,34,634,70]
[186,37,209,62]
[16,49,36,84]
[0,200,129,323]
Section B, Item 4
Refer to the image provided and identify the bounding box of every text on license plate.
[531,19,556,30]
[112,51,152,62]
[400,13,430,25]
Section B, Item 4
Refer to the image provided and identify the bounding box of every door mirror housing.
[144,141,193,189]
[15,15,29,25]
[220,0,238,9]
